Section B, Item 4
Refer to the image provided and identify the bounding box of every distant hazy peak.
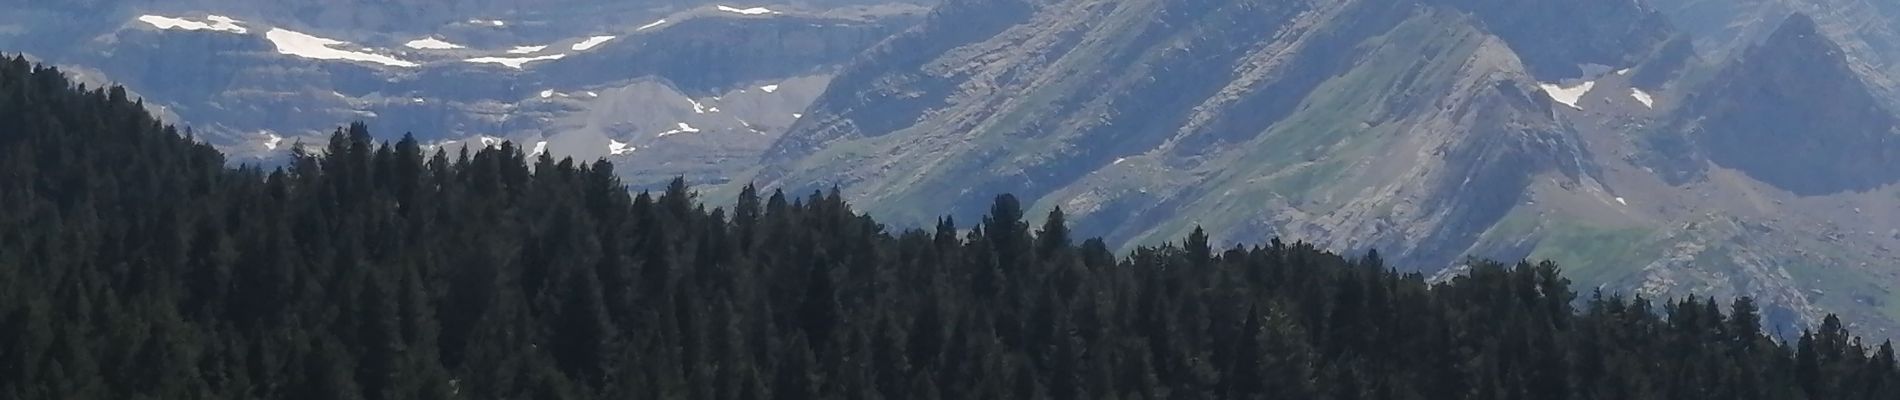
[1756,12,1828,57]
[1670,11,1900,195]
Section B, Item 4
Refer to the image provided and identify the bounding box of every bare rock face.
[761,0,1900,337]
[1647,0,1900,105]
[12,0,1900,339]
[1663,14,1900,195]
[761,0,1659,264]
[1431,0,1675,79]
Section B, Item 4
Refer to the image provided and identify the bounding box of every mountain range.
[1,0,927,188]
[754,0,1900,336]
[7,0,1900,337]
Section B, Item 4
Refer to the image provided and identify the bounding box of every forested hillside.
[2,57,1899,399]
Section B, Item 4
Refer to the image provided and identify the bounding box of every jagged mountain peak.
[1647,0,1900,107]
[770,0,1676,168]
[1772,11,1820,37]
[1757,12,1833,60]
[12,0,1900,341]
[1656,12,1900,196]
[754,0,1900,338]
[760,0,1603,262]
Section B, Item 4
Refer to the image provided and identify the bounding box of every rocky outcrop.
[760,0,1900,338]
[1647,0,1900,106]
[1432,0,1674,79]
[1629,35,1698,89]
[1665,14,1900,195]
[538,15,911,96]
[759,0,1618,265]
[760,0,1037,165]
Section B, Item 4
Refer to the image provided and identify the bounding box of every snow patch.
[469,19,507,27]
[477,136,502,148]
[1538,81,1596,110]
[571,36,615,51]
[262,133,284,150]
[1113,157,1127,165]
[1615,197,1628,206]
[539,89,555,98]
[1616,68,1632,76]
[404,37,463,50]
[584,91,599,97]
[266,28,419,67]
[464,54,566,69]
[717,5,779,15]
[138,15,248,34]
[205,16,246,30]
[792,113,803,119]
[1629,88,1654,108]
[657,122,703,137]
[530,141,548,157]
[759,84,780,93]
[687,98,709,114]
[637,19,668,31]
[608,140,636,155]
[507,45,546,54]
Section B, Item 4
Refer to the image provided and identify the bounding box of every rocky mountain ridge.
[757,0,1900,336]
[1654,14,1900,195]
[2,2,926,189]
[6,0,1900,338]
[1650,0,1900,106]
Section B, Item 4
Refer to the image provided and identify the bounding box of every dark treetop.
[1,56,1896,399]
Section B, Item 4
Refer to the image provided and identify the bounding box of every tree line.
[1,56,1896,399]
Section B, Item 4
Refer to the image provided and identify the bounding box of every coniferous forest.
[2,57,1899,400]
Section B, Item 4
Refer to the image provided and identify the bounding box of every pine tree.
[0,58,1896,400]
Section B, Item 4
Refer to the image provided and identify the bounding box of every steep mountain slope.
[1648,0,1900,105]
[761,0,1666,258]
[3,4,923,188]
[1522,15,1900,336]
[1439,0,1674,80]
[1652,14,1900,195]
[759,0,1900,336]
[6,56,1898,399]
